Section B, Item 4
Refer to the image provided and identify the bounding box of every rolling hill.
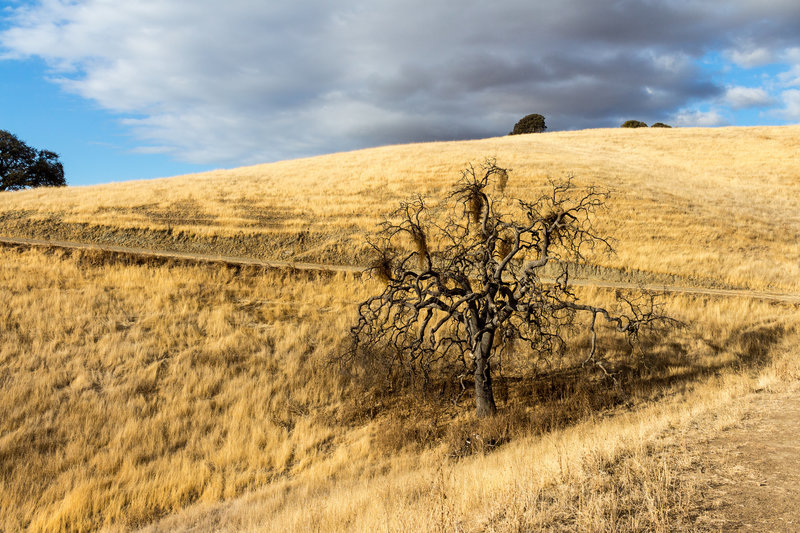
[0,126,798,531]
[2,126,800,291]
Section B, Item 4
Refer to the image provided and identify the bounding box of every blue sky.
[2,1,800,186]
[0,57,211,185]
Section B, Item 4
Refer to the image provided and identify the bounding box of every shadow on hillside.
[352,320,790,458]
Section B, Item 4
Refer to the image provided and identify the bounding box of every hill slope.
[1,126,799,291]
[1,127,799,531]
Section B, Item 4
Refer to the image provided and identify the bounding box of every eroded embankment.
[0,213,742,289]
[2,234,799,305]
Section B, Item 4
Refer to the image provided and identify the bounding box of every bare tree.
[350,161,671,417]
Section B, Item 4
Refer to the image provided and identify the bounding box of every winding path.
[2,235,799,305]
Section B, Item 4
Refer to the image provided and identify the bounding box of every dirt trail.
[692,388,800,531]
[3,235,800,305]
[0,235,363,273]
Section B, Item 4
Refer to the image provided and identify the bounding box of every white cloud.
[672,109,729,127]
[778,89,800,121]
[726,46,775,68]
[1,1,362,163]
[723,86,775,109]
[777,48,800,87]
[1,1,798,166]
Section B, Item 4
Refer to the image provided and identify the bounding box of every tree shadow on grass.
[358,319,791,458]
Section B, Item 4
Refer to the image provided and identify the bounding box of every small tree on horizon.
[349,161,672,417]
[510,113,547,134]
[0,130,65,191]
[621,120,648,128]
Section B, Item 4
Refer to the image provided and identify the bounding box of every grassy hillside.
[1,126,799,531]
[1,126,799,291]
[1,244,797,532]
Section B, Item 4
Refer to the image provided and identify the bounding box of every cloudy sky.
[2,0,800,185]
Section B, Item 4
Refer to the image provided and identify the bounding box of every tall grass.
[0,244,797,531]
[0,246,357,531]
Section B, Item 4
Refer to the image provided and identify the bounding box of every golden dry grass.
[1,126,799,291]
[141,291,800,532]
[0,243,797,531]
[0,246,366,531]
[1,126,799,531]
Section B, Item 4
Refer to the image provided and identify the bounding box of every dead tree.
[350,161,671,417]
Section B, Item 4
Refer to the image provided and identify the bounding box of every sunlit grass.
[1,126,799,531]
[0,245,797,531]
[1,126,799,291]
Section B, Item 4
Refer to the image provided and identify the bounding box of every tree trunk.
[474,330,497,417]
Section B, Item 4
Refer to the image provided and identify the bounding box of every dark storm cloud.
[2,1,800,165]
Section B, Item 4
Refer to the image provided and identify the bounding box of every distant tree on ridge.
[621,120,648,128]
[510,114,547,135]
